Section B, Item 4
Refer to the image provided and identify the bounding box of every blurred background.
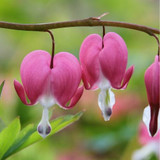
[0,0,159,159]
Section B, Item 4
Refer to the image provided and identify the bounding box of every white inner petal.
[98,75,111,90]
[98,76,115,121]
[143,105,150,135]
[132,141,159,160]
[143,105,160,136]
[109,89,115,107]
[39,95,56,108]
[37,95,56,138]
[37,108,51,138]
[98,88,115,121]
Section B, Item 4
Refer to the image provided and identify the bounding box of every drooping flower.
[143,55,160,137]
[80,32,134,121]
[14,50,83,138]
[132,123,160,160]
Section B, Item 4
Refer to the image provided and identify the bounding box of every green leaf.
[2,124,35,159]
[0,81,5,97]
[0,118,20,160]
[0,119,5,132]
[18,111,83,150]
[3,111,83,159]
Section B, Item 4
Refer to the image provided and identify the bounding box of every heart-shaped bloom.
[80,32,134,121]
[143,55,160,137]
[14,50,83,138]
[132,123,160,160]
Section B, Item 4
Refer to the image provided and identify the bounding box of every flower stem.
[46,30,55,69]
[102,26,105,48]
[150,33,160,57]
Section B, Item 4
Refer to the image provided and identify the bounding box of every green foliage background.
[0,0,159,159]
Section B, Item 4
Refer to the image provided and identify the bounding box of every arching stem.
[102,26,105,48]
[46,30,55,69]
[150,33,160,58]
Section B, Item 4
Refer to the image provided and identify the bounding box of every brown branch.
[0,18,159,35]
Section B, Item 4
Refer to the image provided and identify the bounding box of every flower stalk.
[46,30,55,69]
[102,26,105,48]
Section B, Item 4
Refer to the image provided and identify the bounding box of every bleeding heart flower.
[14,50,83,138]
[80,32,134,121]
[143,55,160,137]
[132,123,160,160]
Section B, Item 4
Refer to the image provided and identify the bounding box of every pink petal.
[81,70,91,90]
[115,65,134,89]
[20,50,51,104]
[51,52,82,107]
[144,55,160,106]
[139,122,160,145]
[99,32,128,88]
[14,80,34,105]
[149,105,159,137]
[81,70,98,90]
[60,86,84,109]
[79,34,102,90]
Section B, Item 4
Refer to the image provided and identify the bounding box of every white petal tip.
[37,123,51,138]
[98,88,114,122]
[104,117,110,121]
[37,107,52,138]
[102,108,112,121]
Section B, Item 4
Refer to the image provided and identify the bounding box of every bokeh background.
[0,0,159,160]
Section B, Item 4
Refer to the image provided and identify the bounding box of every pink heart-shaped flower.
[14,50,83,137]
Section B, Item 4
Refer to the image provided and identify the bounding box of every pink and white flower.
[132,123,160,160]
[14,50,83,138]
[80,32,134,121]
[143,55,160,137]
